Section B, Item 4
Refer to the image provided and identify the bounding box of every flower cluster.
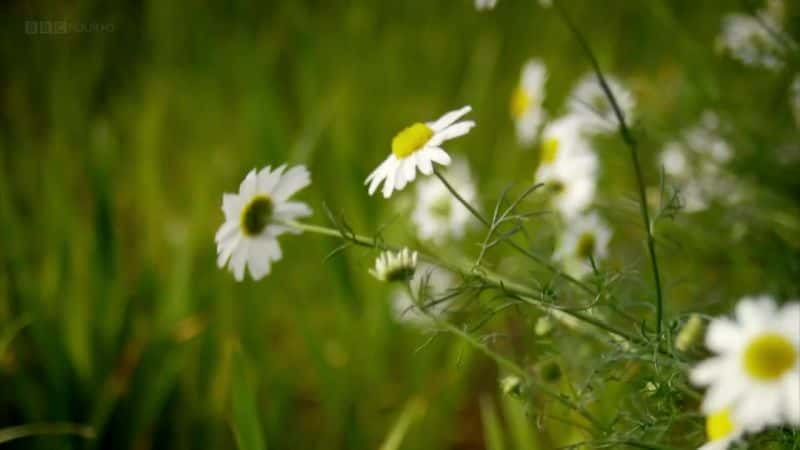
[716,0,786,71]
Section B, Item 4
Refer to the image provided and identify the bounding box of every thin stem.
[288,220,642,347]
[552,0,665,339]
[433,169,595,295]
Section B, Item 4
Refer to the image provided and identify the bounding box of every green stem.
[0,423,95,445]
[552,0,665,340]
[288,220,641,346]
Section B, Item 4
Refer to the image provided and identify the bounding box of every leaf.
[379,397,426,450]
[479,396,507,450]
[231,350,267,450]
[0,423,95,445]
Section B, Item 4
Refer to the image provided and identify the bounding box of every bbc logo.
[25,20,115,34]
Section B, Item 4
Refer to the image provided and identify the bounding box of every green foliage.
[1,0,799,449]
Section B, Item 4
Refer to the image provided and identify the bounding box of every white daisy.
[691,296,800,432]
[699,409,745,450]
[717,9,784,71]
[568,73,636,134]
[215,165,312,281]
[474,0,497,10]
[370,248,418,282]
[391,263,455,326]
[658,112,738,213]
[511,59,548,146]
[366,106,475,198]
[412,158,477,245]
[535,116,599,218]
[553,212,612,279]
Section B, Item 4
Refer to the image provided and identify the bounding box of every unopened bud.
[500,375,524,398]
[675,314,704,352]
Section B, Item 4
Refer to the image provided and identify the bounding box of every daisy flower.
[391,263,455,327]
[412,158,477,244]
[691,296,800,432]
[215,165,312,281]
[716,7,784,71]
[370,248,418,282]
[365,106,475,198]
[699,409,745,450]
[659,111,739,213]
[511,59,548,146]
[568,73,636,134]
[535,116,599,218]
[553,212,612,279]
[474,0,497,10]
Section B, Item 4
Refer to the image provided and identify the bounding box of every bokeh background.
[1,0,799,449]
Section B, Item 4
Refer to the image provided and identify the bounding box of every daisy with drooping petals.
[215,165,312,281]
[366,106,475,198]
[691,296,800,432]
[474,0,497,10]
[535,116,599,218]
[412,158,477,245]
[568,73,636,134]
[699,409,745,450]
[553,212,611,279]
[370,248,418,282]
[511,59,548,146]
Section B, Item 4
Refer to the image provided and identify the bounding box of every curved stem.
[552,0,665,340]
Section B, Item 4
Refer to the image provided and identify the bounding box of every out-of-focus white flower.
[366,106,475,198]
[412,158,477,245]
[699,409,745,450]
[475,0,497,10]
[553,212,612,279]
[511,59,548,146]
[791,74,800,128]
[568,73,636,134]
[658,111,739,213]
[370,248,418,282]
[717,6,784,71]
[391,263,455,326]
[691,296,800,432]
[535,116,599,218]
[215,165,312,281]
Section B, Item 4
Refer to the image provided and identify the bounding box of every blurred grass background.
[1,0,799,449]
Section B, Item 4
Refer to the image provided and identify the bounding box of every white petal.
[214,220,239,245]
[216,234,240,268]
[222,193,242,219]
[382,161,398,198]
[366,156,394,195]
[418,153,434,175]
[428,120,475,147]
[230,243,248,281]
[734,389,780,432]
[702,375,744,414]
[258,165,282,194]
[426,147,452,166]
[783,372,800,425]
[403,157,417,185]
[247,241,273,280]
[736,296,777,329]
[690,357,727,386]
[275,201,312,221]
[239,169,258,198]
[272,165,310,201]
[394,160,408,191]
[428,105,472,132]
[705,318,744,354]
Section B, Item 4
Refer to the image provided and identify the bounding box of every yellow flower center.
[240,195,274,236]
[742,333,797,381]
[576,232,596,259]
[706,408,734,441]
[510,86,532,119]
[541,138,560,164]
[392,122,434,159]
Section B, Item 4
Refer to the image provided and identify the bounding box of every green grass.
[1,0,799,449]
